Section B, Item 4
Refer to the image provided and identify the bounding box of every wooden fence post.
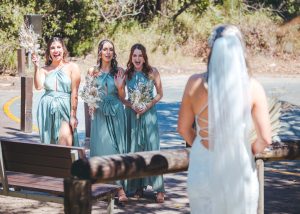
[64,178,92,214]
[84,103,91,138]
[20,76,33,133]
[17,49,26,76]
[256,159,264,214]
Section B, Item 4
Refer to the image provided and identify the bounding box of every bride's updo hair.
[207,24,251,77]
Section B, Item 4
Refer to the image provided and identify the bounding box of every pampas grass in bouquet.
[19,21,41,72]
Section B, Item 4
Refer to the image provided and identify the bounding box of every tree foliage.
[0,0,298,74]
[245,0,300,19]
[35,0,100,56]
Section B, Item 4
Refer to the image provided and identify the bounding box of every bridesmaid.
[88,39,128,202]
[32,37,80,146]
[124,43,165,203]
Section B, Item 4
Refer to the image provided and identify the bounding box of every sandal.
[118,189,128,202]
[134,188,144,199]
[156,192,165,203]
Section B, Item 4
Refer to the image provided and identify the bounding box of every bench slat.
[5,163,71,178]
[1,140,85,158]
[0,140,120,213]
[91,184,121,199]
[1,141,85,177]
[4,152,72,169]
[4,172,121,199]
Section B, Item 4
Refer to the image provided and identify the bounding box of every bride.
[177,24,272,213]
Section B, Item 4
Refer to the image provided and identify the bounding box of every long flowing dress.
[37,66,79,146]
[90,72,127,189]
[126,71,165,193]
[187,107,259,214]
[90,72,127,157]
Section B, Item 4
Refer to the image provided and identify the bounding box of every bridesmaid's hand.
[88,107,95,116]
[88,67,100,77]
[70,116,78,132]
[131,105,140,114]
[114,70,125,90]
[31,53,40,68]
[135,104,148,115]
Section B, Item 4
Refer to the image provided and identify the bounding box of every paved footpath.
[0,74,299,213]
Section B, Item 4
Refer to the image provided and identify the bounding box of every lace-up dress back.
[187,102,259,214]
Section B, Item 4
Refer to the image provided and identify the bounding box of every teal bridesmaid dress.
[37,66,79,146]
[90,72,127,189]
[126,71,165,193]
[90,72,127,156]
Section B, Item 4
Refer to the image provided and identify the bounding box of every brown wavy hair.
[45,37,69,66]
[126,43,152,80]
[96,39,118,76]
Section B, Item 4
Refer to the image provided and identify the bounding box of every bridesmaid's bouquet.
[19,23,40,54]
[80,75,104,120]
[128,81,152,119]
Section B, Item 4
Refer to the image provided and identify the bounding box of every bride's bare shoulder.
[187,73,206,87]
[183,73,206,97]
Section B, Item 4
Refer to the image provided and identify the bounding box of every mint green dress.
[90,72,127,189]
[90,72,127,156]
[126,71,165,193]
[37,66,79,146]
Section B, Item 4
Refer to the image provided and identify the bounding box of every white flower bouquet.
[19,23,40,54]
[80,75,104,120]
[128,81,152,119]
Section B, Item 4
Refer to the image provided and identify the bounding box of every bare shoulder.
[250,77,267,104]
[39,66,48,73]
[150,67,159,76]
[68,62,80,77]
[183,73,205,97]
[148,67,160,81]
[187,73,204,87]
[250,78,265,94]
[66,62,79,70]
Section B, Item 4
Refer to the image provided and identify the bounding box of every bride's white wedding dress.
[187,106,259,214]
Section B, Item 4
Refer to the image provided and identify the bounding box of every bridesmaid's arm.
[70,62,81,131]
[115,67,126,100]
[146,67,163,110]
[32,53,45,90]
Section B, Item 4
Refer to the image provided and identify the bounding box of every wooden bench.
[0,140,121,214]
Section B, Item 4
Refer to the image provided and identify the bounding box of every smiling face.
[49,41,64,62]
[100,41,114,63]
[132,48,145,71]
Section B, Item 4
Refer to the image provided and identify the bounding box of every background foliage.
[0,0,299,74]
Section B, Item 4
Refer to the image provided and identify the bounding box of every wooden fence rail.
[65,140,300,213]
[70,141,300,182]
[71,149,190,183]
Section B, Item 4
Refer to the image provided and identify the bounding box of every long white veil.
[208,26,256,213]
